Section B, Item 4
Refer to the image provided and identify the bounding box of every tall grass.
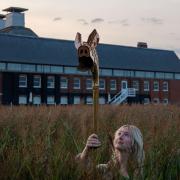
[0,104,179,179]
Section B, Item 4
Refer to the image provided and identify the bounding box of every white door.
[121,80,128,91]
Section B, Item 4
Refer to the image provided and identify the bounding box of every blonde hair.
[119,125,145,175]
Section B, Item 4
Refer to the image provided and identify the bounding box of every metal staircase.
[108,88,136,105]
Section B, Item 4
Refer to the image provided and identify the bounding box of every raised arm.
[75,133,101,168]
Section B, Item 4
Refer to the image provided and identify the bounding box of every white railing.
[108,88,136,105]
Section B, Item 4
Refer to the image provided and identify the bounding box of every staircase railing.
[108,88,136,104]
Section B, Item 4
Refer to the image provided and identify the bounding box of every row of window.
[1,62,180,80]
[18,95,169,105]
[18,95,106,105]
[19,75,169,91]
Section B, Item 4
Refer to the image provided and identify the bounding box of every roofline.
[2,7,28,13]
[0,32,176,55]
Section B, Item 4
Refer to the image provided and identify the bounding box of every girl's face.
[113,126,132,152]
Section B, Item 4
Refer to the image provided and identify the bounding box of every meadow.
[0,104,179,179]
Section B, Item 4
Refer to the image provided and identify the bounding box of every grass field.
[0,104,179,179]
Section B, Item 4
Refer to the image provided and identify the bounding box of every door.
[121,80,128,91]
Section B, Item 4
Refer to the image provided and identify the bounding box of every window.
[33,96,41,105]
[64,67,77,74]
[164,73,173,79]
[51,66,63,73]
[60,77,68,89]
[0,62,6,70]
[162,98,168,105]
[99,79,105,90]
[73,96,81,104]
[163,81,168,91]
[113,70,124,77]
[60,96,68,104]
[86,79,92,89]
[86,96,93,104]
[153,98,159,104]
[19,75,27,87]
[8,63,21,71]
[153,81,159,91]
[155,72,164,79]
[73,78,80,89]
[18,95,27,104]
[135,71,145,78]
[99,97,106,104]
[21,64,35,72]
[100,69,112,76]
[145,72,154,78]
[47,76,55,88]
[144,81,150,91]
[44,65,51,73]
[47,96,55,104]
[175,73,180,80]
[110,80,116,90]
[33,75,41,88]
[144,98,150,105]
[132,81,139,91]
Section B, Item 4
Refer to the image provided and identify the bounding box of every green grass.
[0,104,179,179]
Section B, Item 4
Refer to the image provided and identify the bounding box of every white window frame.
[99,79,105,90]
[99,96,106,104]
[18,95,27,104]
[86,79,92,90]
[19,74,27,88]
[163,81,168,92]
[73,78,81,89]
[47,76,55,88]
[33,96,41,105]
[132,80,139,91]
[33,75,41,88]
[162,98,168,105]
[144,81,150,91]
[110,80,117,90]
[73,96,81,104]
[60,77,68,89]
[153,81,159,91]
[144,98,150,105]
[86,96,93,104]
[153,98,159,104]
[47,96,55,104]
[60,96,68,105]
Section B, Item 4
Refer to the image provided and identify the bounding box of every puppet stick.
[92,63,99,133]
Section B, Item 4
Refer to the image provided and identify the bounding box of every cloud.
[78,19,88,25]
[108,19,129,26]
[53,17,62,21]
[141,17,163,25]
[91,18,104,23]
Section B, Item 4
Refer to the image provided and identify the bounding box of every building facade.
[0,7,180,105]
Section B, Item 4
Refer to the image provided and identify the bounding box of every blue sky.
[1,0,180,57]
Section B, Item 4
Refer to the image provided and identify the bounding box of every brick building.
[0,7,180,105]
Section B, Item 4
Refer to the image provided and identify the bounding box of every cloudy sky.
[1,0,180,57]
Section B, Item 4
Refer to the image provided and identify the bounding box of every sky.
[1,0,180,58]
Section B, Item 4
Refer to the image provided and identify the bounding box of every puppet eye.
[85,50,88,54]
[80,49,83,54]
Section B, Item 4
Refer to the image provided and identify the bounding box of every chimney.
[3,7,28,28]
[0,14,5,29]
[137,42,148,48]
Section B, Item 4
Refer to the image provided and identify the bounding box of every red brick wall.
[169,80,180,104]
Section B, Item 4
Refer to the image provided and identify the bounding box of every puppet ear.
[75,32,82,49]
[87,29,99,48]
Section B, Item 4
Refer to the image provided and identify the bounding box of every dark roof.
[0,33,180,73]
[0,26,38,37]
[3,7,28,13]
[0,14,5,19]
